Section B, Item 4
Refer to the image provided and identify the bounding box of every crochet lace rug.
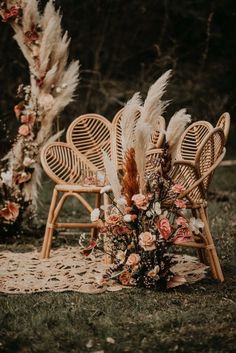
[0,246,208,294]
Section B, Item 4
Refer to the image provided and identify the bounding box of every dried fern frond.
[166,108,191,160]
[102,150,122,201]
[22,0,40,33]
[122,148,139,206]
[121,92,142,154]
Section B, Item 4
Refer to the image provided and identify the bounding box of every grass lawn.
[0,166,236,353]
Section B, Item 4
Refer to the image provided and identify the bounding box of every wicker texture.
[216,112,231,142]
[169,127,226,281]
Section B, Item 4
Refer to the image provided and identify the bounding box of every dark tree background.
[0,0,235,158]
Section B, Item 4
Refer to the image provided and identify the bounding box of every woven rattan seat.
[169,127,226,281]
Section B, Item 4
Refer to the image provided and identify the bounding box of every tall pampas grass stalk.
[121,92,142,154]
[102,150,122,201]
[134,70,172,192]
[165,108,191,161]
[0,0,79,225]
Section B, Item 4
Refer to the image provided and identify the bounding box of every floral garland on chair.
[0,0,79,233]
[88,71,207,290]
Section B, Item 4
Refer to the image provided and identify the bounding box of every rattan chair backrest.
[176,121,213,161]
[66,113,112,171]
[41,142,87,185]
[171,127,225,203]
[216,112,230,142]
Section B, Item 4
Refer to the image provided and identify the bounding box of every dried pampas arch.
[0,0,79,231]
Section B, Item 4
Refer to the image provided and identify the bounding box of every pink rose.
[18,124,30,136]
[132,194,149,210]
[126,253,140,267]
[171,184,186,194]
[0,201,19,221]
[158,217,171,240]
[175,199,187,208]
[147,265,160,278]
[173,227,193,244]
[139,232,156,251]
[106,214,122,224]
[176,216,188,227]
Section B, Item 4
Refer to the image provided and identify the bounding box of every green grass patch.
[0,166,236,353]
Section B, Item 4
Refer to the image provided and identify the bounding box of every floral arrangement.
[0,0,79,233]
[88,70,206,289]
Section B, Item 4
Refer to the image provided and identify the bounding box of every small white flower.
[1,170,13,187]
[154,202,162,215]
[123,214,132,222]
[90,208,100,222]
[146,210,153,217]
[100,185,112,194]
[189,217,204,234]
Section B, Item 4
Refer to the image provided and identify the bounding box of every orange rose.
[126,253,140,267]
[0,201,19,221]
[158,217,171,240]
[147,265,160,278]
[119,271,132,286]
[106,214,122,224]
[132,194,148,210]
[18,124,30,136]
[139,232,156,251]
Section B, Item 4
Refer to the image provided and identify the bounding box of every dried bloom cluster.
[90,159,205,289]
[0,0,79,230]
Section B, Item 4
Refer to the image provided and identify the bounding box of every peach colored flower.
[126,253,141,267]
[106,214,122,224]
[158,217,171,240]
[171,184,186,194]
[132,194,148,210]
[0,202,19,221]
[18,124,30,136]
[176,216,188,227]
[119,271,132,286]
[173,227,193,244]
[139,232,156,251]
[147,265,160,278]
[175,199,187,208]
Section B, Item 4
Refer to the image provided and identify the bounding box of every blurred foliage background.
[0,0,235,158]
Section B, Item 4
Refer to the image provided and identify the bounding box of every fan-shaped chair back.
[176,121,213,161]
[66,114,112,171]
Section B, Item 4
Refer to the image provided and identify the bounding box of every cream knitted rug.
[0,246,208,294]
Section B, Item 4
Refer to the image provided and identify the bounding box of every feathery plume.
[102,150,122,201]
[121,92,142,154]
[165,108,191,160]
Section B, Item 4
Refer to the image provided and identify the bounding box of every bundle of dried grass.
[102,150,122,201]
[122,148,139,206]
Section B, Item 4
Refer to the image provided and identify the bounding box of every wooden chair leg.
[41,187,59,258]
[91,193,101,240]
[199,206,224,282]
